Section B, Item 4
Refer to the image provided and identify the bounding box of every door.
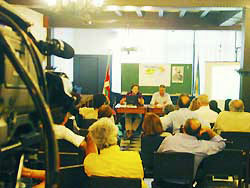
[73,55,110,94]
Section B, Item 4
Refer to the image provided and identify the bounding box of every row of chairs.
[88,132,250,188]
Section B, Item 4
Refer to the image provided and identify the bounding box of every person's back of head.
[142,113,163,136]
[183,118,201,137]
[98,105,113,119]
[93,94,107,109]
[164,104,175,115]
[50,107,68,125]
[198,94,209,106]
[229,99,245,112]
[224,99,232,111]
[209,100,221,114]
[189,98,200,111]
[177,94,191,108]
[209,100,218,109]
[89,118,118,150]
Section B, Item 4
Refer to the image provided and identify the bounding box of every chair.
[221,132,250,187]
[89,176,141,188]
[153,152,195,188]
[202,149,245,188]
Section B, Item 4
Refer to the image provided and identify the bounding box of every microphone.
[37,39,75,59]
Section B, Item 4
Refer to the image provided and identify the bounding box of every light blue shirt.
[150,92,172,105]
[158,133,225,183]
[160,108,210,133]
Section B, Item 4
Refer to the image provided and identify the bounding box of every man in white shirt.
[157,118,225,187]
[195,94,218,124]
[150,85,172,107]
[160,94,210,133]
[51,107,86,149]
[213,99,250,134]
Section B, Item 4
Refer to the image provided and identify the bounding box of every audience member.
[209,100,221,114]
[195,94,218,124]
[150,85,172,106]
[51,107,86,149]
[79,94,107,119]
[213,99,250,134]
[163,104,175,116]
[98,104,115,123]
[141,113,170,172]
[120,84,144,138]
[189,98,200,111]
[157,118,225,188]
[160,94,210,134]
[224,99,232,111]
[84,118,147,188]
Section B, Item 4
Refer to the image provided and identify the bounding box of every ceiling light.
[46,0,57,6]
[105,5,120,11]
[123,6,137,11]
[92,0,104,7]
[141,6,153,11]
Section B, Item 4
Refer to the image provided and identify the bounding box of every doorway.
[73,55,111,94]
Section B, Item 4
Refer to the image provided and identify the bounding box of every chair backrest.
[221,132,250,150]
[202,149,245,177]
[153,152,195,182]
[89,176,141,188]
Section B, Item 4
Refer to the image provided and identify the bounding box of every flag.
[194,58,200,97]
[103,56,111,100]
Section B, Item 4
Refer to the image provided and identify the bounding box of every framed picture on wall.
[172,66,184,83]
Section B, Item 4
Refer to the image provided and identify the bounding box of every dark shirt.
[141,134,165,171]
[126,91,143,98]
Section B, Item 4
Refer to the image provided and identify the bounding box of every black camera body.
[0,26,38,146]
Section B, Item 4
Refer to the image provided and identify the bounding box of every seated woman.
[97,104,115,123]
[84,118,147,188]
[141,113,170,172]
[120,84,144,138]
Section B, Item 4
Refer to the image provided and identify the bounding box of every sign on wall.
[139,64,171,86]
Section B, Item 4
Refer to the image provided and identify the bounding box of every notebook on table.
[126,95,138,106]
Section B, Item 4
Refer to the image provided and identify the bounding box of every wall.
[14,5,47,67]
[14,6,46,40]
[53,28,194,92]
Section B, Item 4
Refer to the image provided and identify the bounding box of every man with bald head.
[195,94,218,125]
[213,99,250,134]
[157,118,225,187]
[160,93,210,133]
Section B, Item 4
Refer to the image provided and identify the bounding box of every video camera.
[0,1,75,187]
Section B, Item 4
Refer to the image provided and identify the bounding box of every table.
[115,105,147,114]
[115,104,164,115]
[147,106,164,115]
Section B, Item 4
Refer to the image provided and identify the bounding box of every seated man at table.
[213,99,250,134]
[150,85,172,107]
[120,84,144,138]
[157,118,225,188]
[160,94,210,133]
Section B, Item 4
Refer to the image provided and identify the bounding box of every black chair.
[220,132,250,188]
[203,149,245,188]
[89,176,141,188]
[153,152,195,188]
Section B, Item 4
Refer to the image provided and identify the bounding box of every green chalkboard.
[121,64,192,94]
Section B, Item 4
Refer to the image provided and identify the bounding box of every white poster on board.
[139,64,171,86]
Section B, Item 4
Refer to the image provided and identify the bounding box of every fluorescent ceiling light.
[46,0,57,6]
[92,0,104,7]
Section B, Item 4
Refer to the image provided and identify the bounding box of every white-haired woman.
[84,118,147,188]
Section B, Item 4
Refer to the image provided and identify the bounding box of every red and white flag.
[103,56,111,100]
